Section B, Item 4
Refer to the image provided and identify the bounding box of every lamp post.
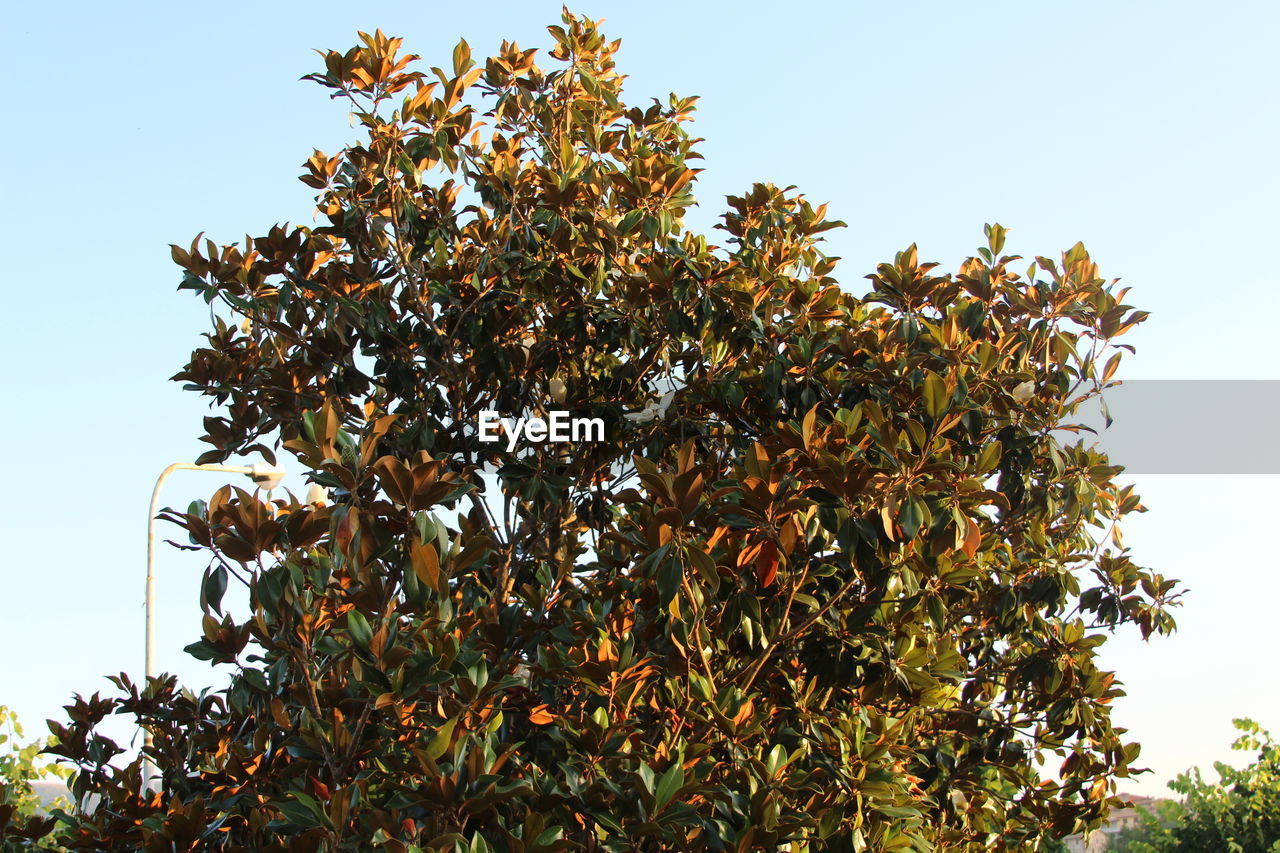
[142,461,285,788]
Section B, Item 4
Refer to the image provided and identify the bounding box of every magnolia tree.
[25,13,1180,853]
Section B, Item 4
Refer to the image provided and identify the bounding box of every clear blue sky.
[3,1,1277,798]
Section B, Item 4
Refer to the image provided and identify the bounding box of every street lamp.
[142,461,286,788]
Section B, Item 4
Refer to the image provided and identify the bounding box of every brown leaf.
[755,539,779,588]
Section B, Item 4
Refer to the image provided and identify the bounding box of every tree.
[1110,719,1280,853]
[28,11,1179,852]
[0,705,69,849]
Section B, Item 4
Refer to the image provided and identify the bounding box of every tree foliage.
[23,12,1179,852]
[1111,719,1280,853]
[0,706,70,848]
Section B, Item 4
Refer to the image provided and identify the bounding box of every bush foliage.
[1111,719,1280,853]
[18,12,1179,852]
[0,706,70,847]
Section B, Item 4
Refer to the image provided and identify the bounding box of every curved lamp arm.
[142,461,285,789]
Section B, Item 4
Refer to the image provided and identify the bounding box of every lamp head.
[248,462,287,490]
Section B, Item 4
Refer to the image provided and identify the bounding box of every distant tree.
[1108,800,1181,853]
[0,706,69,849]
[1110,719,1280,853]
[27,11,1178,852]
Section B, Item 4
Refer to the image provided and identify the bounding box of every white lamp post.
[142,461,285,788]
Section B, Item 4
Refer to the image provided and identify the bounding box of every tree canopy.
[17,11,1179,852]
[1111,719,1280,853]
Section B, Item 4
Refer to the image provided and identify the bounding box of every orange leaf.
[962,518,981,559]
[755,540,779,588]
[529,705,555,725]
[410,542,441,590]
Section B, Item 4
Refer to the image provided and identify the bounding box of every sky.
[2,0,1278,800]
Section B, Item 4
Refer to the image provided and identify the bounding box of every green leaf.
[346,610,373,649]
[654,761,685,810]
[278,790,328,827]
[636,763,655,794]
[425,717,458,761]
[765,743,787,777]
[977,441,1002,473]
[201,566,228,615]
[897,499,924,539]
[687,548,720,594]
[452,39,473,76]
[923,370,947,418]
[415,511,437,545]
